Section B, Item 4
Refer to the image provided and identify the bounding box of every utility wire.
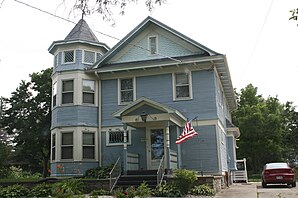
[240,0,274,83]
[13,0,181,63]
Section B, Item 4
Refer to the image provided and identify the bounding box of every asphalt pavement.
[214,182,257,198]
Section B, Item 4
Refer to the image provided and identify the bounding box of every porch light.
[140,111,148,122]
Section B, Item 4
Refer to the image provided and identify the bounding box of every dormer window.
[63,50,75,64]
[83,50,96,64]
[148,36,158,55]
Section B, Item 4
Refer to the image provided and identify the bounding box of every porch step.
[115,170,158,189]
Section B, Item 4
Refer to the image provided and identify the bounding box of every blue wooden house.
[48,16,240,184]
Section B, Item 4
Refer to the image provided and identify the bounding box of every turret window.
[62,80,74,104]
[83,132,95,159]
[83,50,96,64]
[61,132,73,159]
[63,50,75,64]
[52,82,57,107]
[82,80,95,104]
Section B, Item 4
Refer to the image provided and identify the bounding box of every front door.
[147,128,165,169]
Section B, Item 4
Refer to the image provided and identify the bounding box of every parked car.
[261,162,296,188]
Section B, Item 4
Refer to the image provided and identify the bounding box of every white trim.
[62,49,76,64]
[172,71,193,101]
[118,77,136,105]
[54,53,59,67]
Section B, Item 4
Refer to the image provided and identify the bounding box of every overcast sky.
[1,0,298,106]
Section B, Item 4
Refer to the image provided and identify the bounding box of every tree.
[0,68,52,178]
[232,84,286,173]
[71,0,165,23]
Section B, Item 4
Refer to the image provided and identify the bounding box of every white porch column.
[166,122,170,169]
[123,123,128,174]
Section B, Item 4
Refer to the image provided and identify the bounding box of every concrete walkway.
[214,183,257,198]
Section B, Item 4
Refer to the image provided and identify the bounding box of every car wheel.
[292,182,296,187]
[262,181,267,188]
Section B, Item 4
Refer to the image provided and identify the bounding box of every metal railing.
[156,155,165,185]
[109,156,121,192]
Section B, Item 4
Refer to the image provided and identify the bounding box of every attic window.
[63,50,75,64]
[148,36,157,55]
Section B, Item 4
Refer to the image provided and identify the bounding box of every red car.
[262,162,296,188]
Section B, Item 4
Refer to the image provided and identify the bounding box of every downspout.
[95,71,102,167]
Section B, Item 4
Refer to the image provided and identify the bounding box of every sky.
[0,0,298,106]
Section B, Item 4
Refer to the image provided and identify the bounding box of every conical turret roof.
[64,19,99,42]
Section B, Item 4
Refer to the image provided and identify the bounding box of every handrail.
[109,156,121,192]
[156,155,165,185]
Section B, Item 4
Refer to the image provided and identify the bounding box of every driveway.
[214,182,298,198]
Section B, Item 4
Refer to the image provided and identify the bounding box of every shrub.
[84,164,114,178]
[90,189,111,196]
[135,182,152,198]
[52,178,86,197]
[153,183,182,197]
[191,184,215,196]
[173,169,197,195]
[30,183,52,197]
[0,184,29,198]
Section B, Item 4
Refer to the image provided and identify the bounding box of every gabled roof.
[48,19,109,54]
[113,97,187,127]
[93,16,220,68]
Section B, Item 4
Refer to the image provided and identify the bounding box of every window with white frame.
[62,80,74,104]
[82,80,95,104]
[83,132,95,159]
[52,133,56,161]
[83,50,96,64]
[63,50,75,64]
[173,72,192,100]
[52,82,57,107]
[148,36,157,55]
[107,130,130,146]
[119,78,135,104]
[61,132,73,159]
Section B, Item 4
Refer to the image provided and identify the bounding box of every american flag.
[175,121,198,144]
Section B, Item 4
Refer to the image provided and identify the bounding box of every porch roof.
[112,97,187,127]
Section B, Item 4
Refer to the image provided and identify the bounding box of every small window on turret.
[83,50,95,64]
[63,50,75,64]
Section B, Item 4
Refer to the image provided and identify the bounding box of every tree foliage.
[0,68,52,178]
[70,0,165,23]
[232,84,297,173]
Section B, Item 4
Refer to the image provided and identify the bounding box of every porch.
[112,97,187,174]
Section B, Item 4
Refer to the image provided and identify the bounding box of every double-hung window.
[83,50,96,64]
[61,132,73,159]
[82,80,95,104]
[173,72,192,100]
[52,82,57,107]
[63,50,75,64]
[52,133,56,161]
[83,132,95,159]
[119,78,135,104]
[62,80,74,104]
